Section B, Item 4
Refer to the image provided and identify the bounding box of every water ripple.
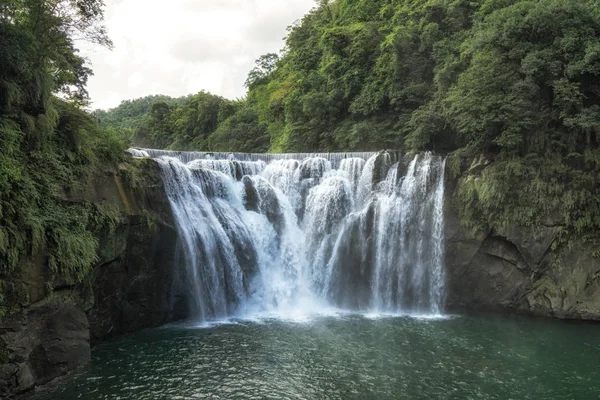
[28,314,600,400]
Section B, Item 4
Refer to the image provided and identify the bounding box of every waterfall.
[136,149,447,319]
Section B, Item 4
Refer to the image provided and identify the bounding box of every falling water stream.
[131,148,447,320]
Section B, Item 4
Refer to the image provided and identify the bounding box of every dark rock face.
[493,225,560,270]
[299,157,329,180]
[523,243,600,319]
[0,301,90,395]
[444,177,600,320]
[242,176,260,213]
[232,160,244,181]
[255,180,284,237]
[86,159,184,341]
[372,151,392,187]
[243,176,285,238]
[87,215,181,342]
[29,302,91,385]
[0,157,184,397]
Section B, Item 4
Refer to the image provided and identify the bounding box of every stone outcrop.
[444,170,600,320]
[0,156,186,397]
[0,301,90,396]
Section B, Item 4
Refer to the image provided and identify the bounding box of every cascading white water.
[136,148,447,319]
[370,154,447,313]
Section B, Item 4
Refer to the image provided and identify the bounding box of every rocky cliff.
[0,157,187,397]
[1,151,599,397]
[444,165,600,320]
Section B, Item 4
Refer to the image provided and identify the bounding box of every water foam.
[136,150,447,321]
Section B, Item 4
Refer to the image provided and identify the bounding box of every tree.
[245,53,279,90]
[3,0,112,104]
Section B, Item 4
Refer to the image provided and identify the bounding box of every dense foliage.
[0,0,126,316]
[102,0,600,247]
[95,94,189,147]
[447,0,600,246]
[99,92,270,152]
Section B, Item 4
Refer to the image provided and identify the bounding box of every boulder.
[242,176,260,213]
[372,151,392,187]
[29,302,91,385]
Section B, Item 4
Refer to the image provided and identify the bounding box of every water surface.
[30,313,600,399]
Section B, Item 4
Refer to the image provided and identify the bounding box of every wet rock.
[396,158,409,182]
[364,198,377,235]
[256,181,284,237]
[232,160,244,181]
[0,364,17,396]
[16,362,35,393]
[88,214,180,342]
[296,179,315,221]
[231,233,259,281]
[28,302,91,385]
[299,157,329,181]
[306,177,352,236]
[372,151,392,187]
[242,176,260,213]
[191,169,228,198]
[242,176,285,238]
[328,209,376,310]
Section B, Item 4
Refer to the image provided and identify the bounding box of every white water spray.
[135,149,447,320]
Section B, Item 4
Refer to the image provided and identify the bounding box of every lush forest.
[0,0,126,316]
[104,0,600,249]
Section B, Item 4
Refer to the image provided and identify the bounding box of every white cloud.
[82,0,316,110]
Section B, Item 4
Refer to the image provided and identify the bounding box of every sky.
[82,0,316,110]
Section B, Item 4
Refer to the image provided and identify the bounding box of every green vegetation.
[445,0,600,246]
[95,94,189,148]
[98,91,269,152]
[102,0,600,248]
[0,0,126,317]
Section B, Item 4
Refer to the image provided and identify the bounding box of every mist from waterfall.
[136,149,447,320]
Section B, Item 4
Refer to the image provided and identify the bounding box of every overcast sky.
[81,0,316,110]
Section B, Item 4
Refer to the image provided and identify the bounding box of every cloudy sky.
[82,0,316,110]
